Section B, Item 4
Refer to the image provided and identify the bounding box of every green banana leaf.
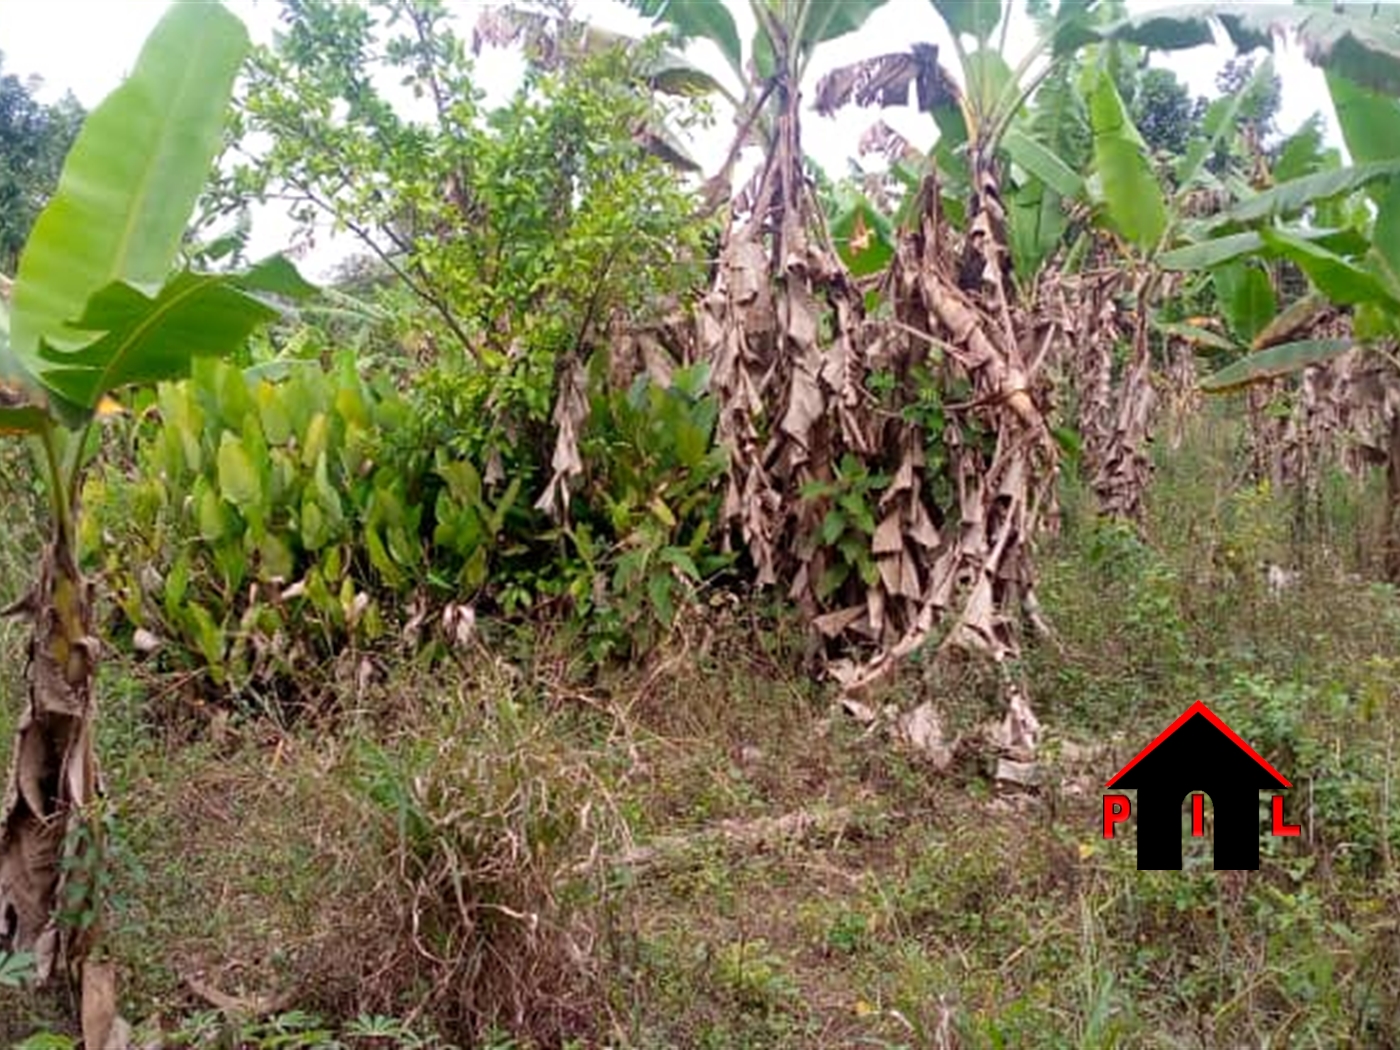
[1089,67,1166,250]
[10,1,250,393]
[1201,339,1355,392]
[38,261,317,411]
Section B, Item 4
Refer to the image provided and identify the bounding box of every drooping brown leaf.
[1090,270,1159,521]
[0,543,102,982]
[813,45,957,117]
[831,167,1058,754]
[857,120,922,166]
[82,959,129,1050]
[679,36,1058,771]
[1163,334,1200,451]
[534,356,590,520]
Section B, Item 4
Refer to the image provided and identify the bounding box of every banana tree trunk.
[1091,272,1158,523]
[0,532,103,982]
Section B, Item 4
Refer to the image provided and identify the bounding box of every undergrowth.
[4,413,1400,1047]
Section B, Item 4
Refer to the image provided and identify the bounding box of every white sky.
[1,0,1337,280]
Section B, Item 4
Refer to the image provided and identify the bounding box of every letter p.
[1103,794,1131,839]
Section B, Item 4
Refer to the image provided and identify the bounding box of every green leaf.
[1160,232,1268,272]
[646,54,727,99]
[1002,127,1083,198]
[259,532,294,581]
[801,0,889,47]
[817,561,850,600]
[963,48,1014,122]
[1355,301,1400,341]
[255,379,293,445]
[1159,227,1368,271]
[36,270,283,412]
[648,570,675,627]
[624,0,744,79]
[216,432,262,508]
[838,493,876,535]
[752,24,776,81]
[1213,263,1276,344]
[0,949,36,988]
[1216,159,1400,226]
[1089,67,1166,250]
[930,0,1003,44]
[829,189,895,276]
[1029,60,1090,174]
[1096,5,1400,96]
[366,527,401,587]
[1373,178,1400,290]
[1008,181,1067,281]
[198,483,230,542]
[185,601,226,680]
[0,402,47,435]
[10,2,249,382]
[659,546,700,580]
[165,551,190,619]
[1096,7,1224,51]
[821,510,846,545]
[435,458,482,507]
[1200,339,1355,392]
[1258,227,1400,308]
[649,497,677,529]
[0,305,47,432]
[302,499,328,552]
[236,254,321,301]
[1273,116,1333,183]
[0,289,39,405]
[1329,72,1400,167]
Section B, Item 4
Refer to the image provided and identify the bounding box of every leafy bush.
[216,0,712,498]
[85,352,519,696]
[87,353,731,699]
[565,362,732,658]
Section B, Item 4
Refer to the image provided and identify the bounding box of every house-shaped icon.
[1106,701,1291,870]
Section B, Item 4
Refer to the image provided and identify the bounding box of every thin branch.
[695,76,779,221]
[573,240,626,356]
[408,5,452,134]
[280,172,480,360]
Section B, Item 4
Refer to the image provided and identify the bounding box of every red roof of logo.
[1105,700,1292,789]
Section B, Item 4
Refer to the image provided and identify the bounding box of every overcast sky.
[3,0,1338,279]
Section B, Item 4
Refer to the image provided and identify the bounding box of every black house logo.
[1102,701,1299,870]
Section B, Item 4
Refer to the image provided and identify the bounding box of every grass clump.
[344,668,627,1045]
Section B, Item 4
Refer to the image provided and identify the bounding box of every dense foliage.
[209,0,710,475]
[0,54,83,273]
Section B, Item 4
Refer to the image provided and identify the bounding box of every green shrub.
[566,362,733,659]
[86,350,540,695]
[86,354,731,698]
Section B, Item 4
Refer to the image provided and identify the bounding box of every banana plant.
[1088,4,1400,571]
[1089,2,1400,97]
[1057,0,1400,373]
[803,0,1146,285]
[626,0,891,201]
[0,0,314,1028]
[1122,3,1400,389]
